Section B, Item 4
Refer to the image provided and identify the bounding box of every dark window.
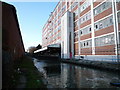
[87,42,89,46]
[81,31,82,34]
[89,27,91,31]
[84,42,85,46]
[119,32,120,43]
[96,25,98,29]
[110,18,113,24]
[102,3,106,9]
[83,18,85,21]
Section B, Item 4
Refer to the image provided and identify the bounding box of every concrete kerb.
[61,59,120,72]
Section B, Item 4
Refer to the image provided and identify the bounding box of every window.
[95,24,98,29]
[116,0,120,3]
[58,10,61,17]
[58,26,61,31]
[74,32,78,38]
[79,7,81,13]
[94,15,113,31]
[80,25,91,36]
[58,19,61,24]
[84,43,85,46]
[119,32,120,43]
[81,1,90,12]
[80,11,91,24]
[74,9,78,16]
[86,42,89,46]
[110,18,113,24]
[118,12,120,23]
[58,3,61,9]
[62,5,66,14]
[89,27,91,31]
[93,0,97,2]
[71,2,78,10]
[99,23,103,29]
[80,31,82,34]
[95,34,115,46]
[94,2,112,16]
[102,3,106,9]
[75,21,78,27]
[80,39,92,48]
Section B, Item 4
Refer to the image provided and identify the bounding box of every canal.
[33,58,120,88]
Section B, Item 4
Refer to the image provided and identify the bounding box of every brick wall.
[2,2,25,61]
[95,45,115,55]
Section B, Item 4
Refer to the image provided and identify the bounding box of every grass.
[13,55,46,88]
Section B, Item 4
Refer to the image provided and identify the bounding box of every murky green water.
[33,58,120,88]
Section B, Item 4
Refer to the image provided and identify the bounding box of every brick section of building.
[80,6,91,17]
[2,2,25,61]
[80,33,92,40]
[80,19,91,28]
[94,8,112,22]
[80,48,92,55]
[95,25,114,37]
[95,45,115,55]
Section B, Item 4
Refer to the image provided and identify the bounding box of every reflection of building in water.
[44,64,61,76]
[67,65,76,88]
[61,64,77,88]
[44,64,61,88]
[74,66,119,88]
[35,61,120,88]
[74,67,95,88]
[60,64,69,88]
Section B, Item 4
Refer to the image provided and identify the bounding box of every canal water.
[33,58,120,88]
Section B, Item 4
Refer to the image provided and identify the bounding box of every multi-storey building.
[42,0,120,61]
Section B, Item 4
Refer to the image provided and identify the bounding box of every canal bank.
[12,56,47,89]
[61,59,120,72]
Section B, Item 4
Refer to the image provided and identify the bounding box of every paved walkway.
[61,59,120,72]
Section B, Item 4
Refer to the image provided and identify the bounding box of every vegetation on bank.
[12,56,46,88]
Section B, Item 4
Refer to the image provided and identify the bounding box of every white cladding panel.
[61,11,74,59]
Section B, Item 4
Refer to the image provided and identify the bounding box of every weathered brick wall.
[94,8,112,22]
[95,25,114,37]
[74,43,79,55]
[93,0,104,7]
[95,45,115,55]
[2,2,25,61]
[80,48,92,55]
[80,33,92,40]
[2,2,25,88]
[80,19,91,28]
[80,6,91,17]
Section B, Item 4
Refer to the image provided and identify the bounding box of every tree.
[36,44,42,49]
[27,46,37,53]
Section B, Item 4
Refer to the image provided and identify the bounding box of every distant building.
[2,2,25,61]
[42,0,120,61]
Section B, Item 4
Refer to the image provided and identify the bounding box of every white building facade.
[42,0,120,62]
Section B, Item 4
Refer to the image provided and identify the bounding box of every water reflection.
[44,65,61,77]
[34,58,120,88]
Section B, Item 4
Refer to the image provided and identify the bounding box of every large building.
[42,0,120,61]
